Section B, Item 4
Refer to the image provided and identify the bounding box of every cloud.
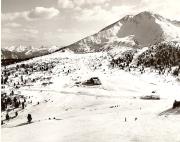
[75,0,180,25]
[58,0,74,8]
[1,27,39,47]
[27,7,60,20]
[75,5,134,25]
[2,7,60,21]
[2,28,11,34]
[137,0,180,20]
[23,29,39,34]
[58,0,110,9]
[57,28,64,32]
[2,12,27,21]
[5,22,22,28]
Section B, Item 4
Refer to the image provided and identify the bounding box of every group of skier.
[2,113,32,125]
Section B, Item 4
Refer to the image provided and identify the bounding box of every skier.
[22,102,25,109]
[15,112,18,117]
[6,113,10,120]
[13,97,17,104]
[27,114,32,123]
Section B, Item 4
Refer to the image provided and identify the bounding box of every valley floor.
[1,52,180,142]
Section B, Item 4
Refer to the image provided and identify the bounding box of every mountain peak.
[136,11,155,16]
[100,11,164,32]
[62,11,180,53]
[136,11,165,20]
[119,11,165,24]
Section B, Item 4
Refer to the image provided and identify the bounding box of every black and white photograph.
[1,0,180,142]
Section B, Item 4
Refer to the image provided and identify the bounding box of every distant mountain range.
[1,45,61,65]
[1,45,61,59]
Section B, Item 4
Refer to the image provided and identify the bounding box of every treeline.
[110,42,180,76]
[1,59,30,66]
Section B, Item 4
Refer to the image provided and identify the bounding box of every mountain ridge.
[59,11,180,53]
[1,11,180,64]
[1,45,61,59]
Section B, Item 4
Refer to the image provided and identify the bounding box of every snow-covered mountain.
[2,11,180,61]
[61,11,180,53]
[1,11,180,142]
[1,45,61,60]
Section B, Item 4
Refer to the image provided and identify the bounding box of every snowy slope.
[62,11,180,53]
[1,51,180,142]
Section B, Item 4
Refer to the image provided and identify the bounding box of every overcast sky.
[2,0,180,48]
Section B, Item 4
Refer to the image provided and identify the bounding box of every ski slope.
[1,51,180,142]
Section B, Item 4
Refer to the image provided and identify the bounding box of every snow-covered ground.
[1,51,180,142]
